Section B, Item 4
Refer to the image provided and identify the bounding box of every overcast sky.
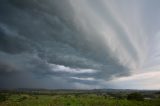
[0,0,160,89]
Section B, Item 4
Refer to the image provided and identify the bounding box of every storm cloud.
[0,0,160,89]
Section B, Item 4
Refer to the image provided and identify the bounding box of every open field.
[0,89,160,106]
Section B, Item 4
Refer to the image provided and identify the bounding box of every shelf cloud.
[0,0,160,89]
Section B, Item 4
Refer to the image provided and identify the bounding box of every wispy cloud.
[70,77,95,81]
[49,64,97,74]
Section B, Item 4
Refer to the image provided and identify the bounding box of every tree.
[127,92,144,101]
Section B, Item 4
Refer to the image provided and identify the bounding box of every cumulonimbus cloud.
[0,0,160,89]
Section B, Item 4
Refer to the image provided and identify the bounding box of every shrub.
[17,96,28,102]
[0,94,6,102]
[127,92,144,101]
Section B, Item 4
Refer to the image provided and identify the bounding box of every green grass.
[0,94,160,106]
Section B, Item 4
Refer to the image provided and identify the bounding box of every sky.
[0,0,160,90]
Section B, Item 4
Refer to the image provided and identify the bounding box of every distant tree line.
[127,92,144,101]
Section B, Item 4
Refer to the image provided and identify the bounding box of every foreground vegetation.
[0,90,160,106]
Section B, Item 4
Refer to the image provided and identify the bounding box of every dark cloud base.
[0,0,130,89]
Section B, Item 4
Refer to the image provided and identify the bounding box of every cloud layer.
[0,0,160,89]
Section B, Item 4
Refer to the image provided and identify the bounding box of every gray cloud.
[2,0,158,89]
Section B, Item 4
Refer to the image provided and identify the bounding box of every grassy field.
[0,93,160,106]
